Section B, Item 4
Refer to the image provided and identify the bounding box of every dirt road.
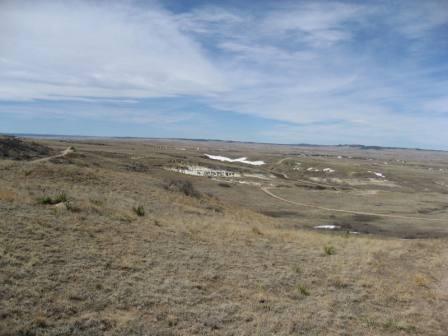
[261,187,446,222]
[31,146,74,163]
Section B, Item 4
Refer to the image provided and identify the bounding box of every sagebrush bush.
[38,195,53,205]
[54,192,68,203]
[164,179,201,198]
[324,245,336,255]
[298,285,310,296]
[218,182,231,188]
[64,200,81,213]
[38,192,67,205]
[133,205,145,216]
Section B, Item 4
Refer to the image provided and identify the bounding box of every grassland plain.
[1,136,448,335]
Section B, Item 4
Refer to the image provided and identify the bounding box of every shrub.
[206,205,223,213]
[64,201,81,213]
[298,285,310,296]
[293,265,301,274]
[38,195,54,205]
[164,180,201,198]
[54,192,67,203]
[251,227,263,235]
[324,245,336,255]
[38,192,67,205]
[218,182,231,188]
[133,205,145,217]
[32,315,49,328]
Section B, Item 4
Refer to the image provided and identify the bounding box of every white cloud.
[389,0,448,38]
[260,2,366,46]
[423,97,448,115]
[0,101,195,125]
[0,0,226,101]
[176,6,244,34]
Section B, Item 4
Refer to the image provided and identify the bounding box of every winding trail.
[261,187,446,222]
[31,147,74,163]
[276,157,292,165]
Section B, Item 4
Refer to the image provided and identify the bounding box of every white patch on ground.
[54,202,67,211]
[353,189,380,196]
[314,225,340,230]
[293,163,302,171]
[166,165,241,178]
[368,171,385,178]
[309,177,397,187]
[323,168,335,173]
[167,165,274,183]
[306,167,320,172]
[314,225,360,233]
[243,173,275,180]
[204,154,265,166]
[237,180,262,186]
[435,181,448,188]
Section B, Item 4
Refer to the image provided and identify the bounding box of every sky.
[1,0,447,149]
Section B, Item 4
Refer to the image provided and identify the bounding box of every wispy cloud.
[0,0,447,148]
[389,0,448,38]
[261,2,366,46]
[0,0,226,101]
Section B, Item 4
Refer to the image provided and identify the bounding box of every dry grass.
[0,138,447,335]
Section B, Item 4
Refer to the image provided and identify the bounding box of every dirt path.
[261,187,446,222]
[31,146,74,163]
[276,157,292,165]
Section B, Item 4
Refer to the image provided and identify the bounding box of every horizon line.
[1,132,446,153]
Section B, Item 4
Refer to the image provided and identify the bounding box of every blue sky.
[1,0,447,149]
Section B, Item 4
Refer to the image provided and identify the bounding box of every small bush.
[38,192,67,205]
[54,192,67,203]
[133,205,145,216]
[39,195,54,205]
[293,265,301,274]
[90,198,103,206]
[414,274,430,288]
[164,180,201,198]
[64,201,81,213]
[331,277,349,288]
[252,227,263,235]
[298,285,310,296]
[324,245,336,255]
[206,205,223,213]
[218,182,231,188]
[32,315,49,328]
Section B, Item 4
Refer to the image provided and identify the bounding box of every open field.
[1,136,448,335]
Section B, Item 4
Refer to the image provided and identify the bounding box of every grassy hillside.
[1,138,447,335]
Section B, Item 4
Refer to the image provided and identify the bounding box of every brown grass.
[0,138,447,335]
